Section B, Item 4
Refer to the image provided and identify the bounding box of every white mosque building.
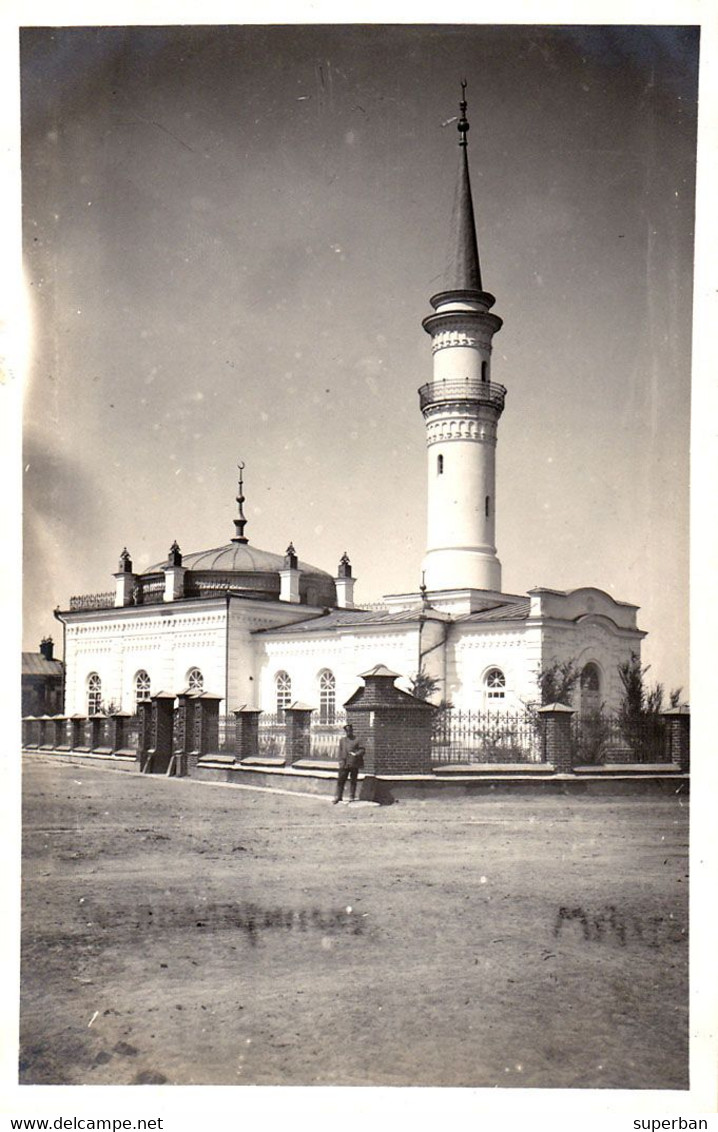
[54,92,645,721]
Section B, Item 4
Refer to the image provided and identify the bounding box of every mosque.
[54,92,645,721]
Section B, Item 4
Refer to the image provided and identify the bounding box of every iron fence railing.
[217,715,235,753]
[571,712,671,765]
[21,706,679,769]
[123,716,141,752]
[257,713,287,760]
[431,709,543,765]
[310,709,347,760]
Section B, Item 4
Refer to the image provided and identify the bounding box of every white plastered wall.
[448,622,541,710]
[256,626,421,713]
[539,615,644,713]
[63,604,229,713]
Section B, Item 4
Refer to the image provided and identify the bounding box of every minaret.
[419,84,506,593]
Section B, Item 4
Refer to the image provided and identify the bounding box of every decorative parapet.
[418,378,506,413]
[68,592,114,611]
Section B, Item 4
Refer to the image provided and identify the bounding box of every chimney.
[280,542,301,603]
[335,551,355,609]
[39,636,54,661]
[163,541,186,602]
[114,548,136,607]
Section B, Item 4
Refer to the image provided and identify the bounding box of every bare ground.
[20,754,688,1089]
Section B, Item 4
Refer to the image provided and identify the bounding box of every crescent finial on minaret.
[458,79,469,147]
[232,461,249,543]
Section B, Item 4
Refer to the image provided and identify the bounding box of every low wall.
[190,756,689,801]
[22,749,137,772]
[22,746,689,801]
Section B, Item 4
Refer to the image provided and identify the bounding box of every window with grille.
[484,667,506,702]
[187,668,204,693]
[319,670,336,723]
[87,673,102,714]
[276,671,291,718]
[135,670,151,705]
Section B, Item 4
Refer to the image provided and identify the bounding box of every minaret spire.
[418,88,506,595]
[232,461,249,543]
[446,80,483,294]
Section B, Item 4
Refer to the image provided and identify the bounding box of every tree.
[410,669,440,701]
[617,653,682,760]
[535,659,582,706]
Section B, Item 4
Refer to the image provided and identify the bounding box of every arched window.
[580,663,601,716]
[485,495,490,518]
[87,673,102,715]
[481,360,488,383]
[134,670,151,705]
[276,671,292,718]
[437,454,444,475]
[319,670,336,724]
[187,668,204,693]
[484,667,506,704]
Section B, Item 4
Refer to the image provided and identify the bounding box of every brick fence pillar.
[69,716,85,750]
[22,717,38,749]
[663,707,690,772]
[44,715,63,750]
[233,707,261,761]
[173,693,194,776]
[344,665,436,783]
[538,703,575,774]
[38,716,54,750]
[284,703,314,766]
[140,693,175,774]
[136,701,153,770]
[89,714,105,752]
[55,716,71,751]
[193,694,222,766]
[108,712,132,754]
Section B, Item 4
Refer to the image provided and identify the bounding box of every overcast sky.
[20,24,697,694]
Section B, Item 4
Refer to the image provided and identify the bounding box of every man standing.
[333,723,365,804]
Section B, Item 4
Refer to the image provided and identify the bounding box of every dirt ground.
[19,754,688,1089]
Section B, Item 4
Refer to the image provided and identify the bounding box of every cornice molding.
[425,415,498,445]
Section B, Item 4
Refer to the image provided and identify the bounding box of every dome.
[137,539,337,608]
[143,542,331,577]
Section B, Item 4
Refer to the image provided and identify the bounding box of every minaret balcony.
[418,378,506,413]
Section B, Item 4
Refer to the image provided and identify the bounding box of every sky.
[19,23,698,694]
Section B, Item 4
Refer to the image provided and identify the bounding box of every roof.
[359,664,402,679]
[455,599,531,624]
[255,607,430,636]
[257,599,531,637]
[144,541,331,577]
[22,653,64,677]
[446,135,483,293]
